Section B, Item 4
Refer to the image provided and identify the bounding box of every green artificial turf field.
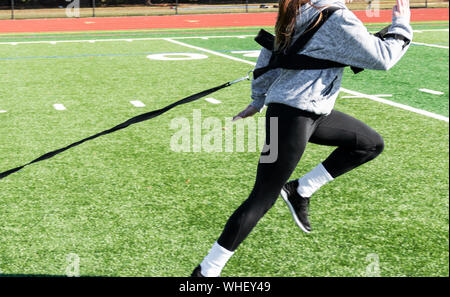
[0,21,448,277]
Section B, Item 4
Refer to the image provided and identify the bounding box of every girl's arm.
[303,0,413,71]
[250,48,281,111]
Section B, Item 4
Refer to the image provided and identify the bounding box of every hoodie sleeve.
[301,7,413,71]
[250,47,281,111]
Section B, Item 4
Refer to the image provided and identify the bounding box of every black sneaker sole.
[191,265,205,277]
[280,188,311,234]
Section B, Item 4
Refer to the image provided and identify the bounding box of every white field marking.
[205,97,221,104]
[164,38,257,66]
[146,53,208,61]
[164,35,254,40]
[340,88,449,123]
[411,42,449,49]
[341,94,392,98]
[0,35,255,46]
[0,110,7,113]
[366,29,449,49]
[201,37,209,40]
[2,29,448,46]
[369,28,448,34]
[419,88,445,95]
[165,38,448,123]
[231,50,261,58]
[130,100,146,107]
[374,94,393,97]
[414,28,449,32]
[243,52,260,58]
[3,33,445,123]
[53,104,66,111]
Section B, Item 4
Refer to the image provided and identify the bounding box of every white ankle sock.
[200,242,234,277]
[297,163,334,198]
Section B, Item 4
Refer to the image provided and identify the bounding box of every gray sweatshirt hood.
[292,0,347,42]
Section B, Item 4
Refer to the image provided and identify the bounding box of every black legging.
[218,103,384,251]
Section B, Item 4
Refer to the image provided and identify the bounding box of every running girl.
[192,0,412,277]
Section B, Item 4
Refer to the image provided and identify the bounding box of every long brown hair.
[275,0,324,52]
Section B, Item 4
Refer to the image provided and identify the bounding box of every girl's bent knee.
[366,133,384,161]
[373,133,385,157]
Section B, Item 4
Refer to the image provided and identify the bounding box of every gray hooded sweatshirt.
[250,0,413,115]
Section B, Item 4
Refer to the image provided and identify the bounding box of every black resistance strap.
[0,74,250,181]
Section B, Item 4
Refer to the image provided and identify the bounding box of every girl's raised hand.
[393,0,411,20]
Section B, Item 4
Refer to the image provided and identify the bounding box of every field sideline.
[0,7,448,33]
[0,15,448,277]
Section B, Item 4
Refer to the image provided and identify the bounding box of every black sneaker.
[280,180,312,233]
[191,265,205,277]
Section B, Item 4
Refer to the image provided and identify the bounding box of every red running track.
[0,8,448,33]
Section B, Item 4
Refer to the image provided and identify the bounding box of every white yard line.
[0,110,7,113]
[1,28,448,46]
[0,35,255,46]
[164,38,448,123]
[414,29,449,33]
[418,88,445,95]
[341,94,392,98]
[374,94,393,97]
[366,28,449,49]
[411,42,449,49]
[164,38,257,66]
[340,88,449,123]
[371,28,449,34]
[2,33,446,122]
